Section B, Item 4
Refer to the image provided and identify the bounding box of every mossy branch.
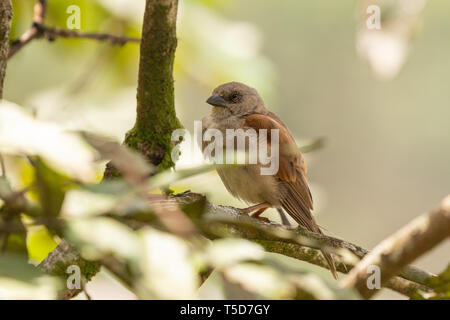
[0,0,12,98]
[173,192,438,299]
[40,0,182,298]
[105,0,182,177]
[6,185,441,300]
[39,240,100,300]
[33,0,445,301]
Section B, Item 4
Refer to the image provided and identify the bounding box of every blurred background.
[5,0,449,299]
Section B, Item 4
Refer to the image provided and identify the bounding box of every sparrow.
[201,81,338,279]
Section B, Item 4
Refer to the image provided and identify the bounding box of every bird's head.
[206,82,266,118]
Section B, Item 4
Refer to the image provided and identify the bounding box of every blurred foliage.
[0,254,62,299]
[411,263,450,300]
[0,101,355,299]
[356,0,427,80]
[1,0,448,300]
[422,264,450,300]
[26,225,57,263]
[7,0,276,141]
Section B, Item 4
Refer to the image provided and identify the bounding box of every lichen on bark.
[105,0,182,178]
[39,240,100,300]
[0,0,12,99]
[40,0,183,299]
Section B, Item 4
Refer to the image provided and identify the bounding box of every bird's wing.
[244,112,338,279]
[244,112,316,229]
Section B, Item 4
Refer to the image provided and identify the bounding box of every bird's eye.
[230,92,240,103]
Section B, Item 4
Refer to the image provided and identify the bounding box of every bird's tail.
[316,225,338,280]
[279,201,338,279]
[321,249,338,280]
[276,208,291,226]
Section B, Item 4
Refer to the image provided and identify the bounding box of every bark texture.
[104,0,181,178]
[0,0,12,98]
[172,192,436,299]
[35,0,445,301]
[39,240,100,300]
[42,0,182,298]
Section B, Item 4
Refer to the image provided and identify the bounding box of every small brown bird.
[201,81,338,279]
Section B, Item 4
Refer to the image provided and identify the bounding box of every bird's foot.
[252,215,271,223]
[251,206,271,223]
[239,202,270,215]
[239,203,271,223]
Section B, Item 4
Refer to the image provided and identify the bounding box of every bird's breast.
[216,165,280,206]
[202,114,280,205]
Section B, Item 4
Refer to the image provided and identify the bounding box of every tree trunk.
[43,0,182,298]
[104,0,181,178]
[0,0,12,98]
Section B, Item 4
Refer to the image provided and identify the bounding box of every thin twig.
[34,0,46,25]
[8,0,140,60]
[39,25,140,45]
[8,23,140,59]
[7,0,46,59]
[0,153,5,177]
[84,289,92,300]
[0,233,9,253]
[82,281,92,300]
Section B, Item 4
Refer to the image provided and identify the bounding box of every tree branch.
[173,192,436,298]
[7,0,45,60]
[39,240,100,300]
[253,239,431,298]
[341,195,450,299]
[39,0,183,299]
[34,188,439,299]
[8,0,139,60]
[33,0,444,300]
[108,0,182,175]
[0,0,12,98]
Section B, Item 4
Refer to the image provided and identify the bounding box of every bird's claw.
[252,215,271,223]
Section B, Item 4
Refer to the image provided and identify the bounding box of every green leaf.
[223,262,295,299]
[222,256,358,300]
[0,254,63,299]
[149,164,215,190]
[62,180,151,218]
[62,188,120,218]
[0,101,97,182]
[137,228,199,299]
[0,176,13,200]
[82,132,154,184]
[82,180,132,196]
[65,217,140,262]
[423,264,450,299]
[0,232,27,254]
[26,225,58,263]
[204,238,265,269]
[33,159,68,218]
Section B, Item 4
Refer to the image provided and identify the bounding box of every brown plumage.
[201,81,338,279]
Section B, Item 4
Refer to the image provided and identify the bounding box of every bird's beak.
[206,94,227,108]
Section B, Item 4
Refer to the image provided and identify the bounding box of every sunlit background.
[4,0,449,299]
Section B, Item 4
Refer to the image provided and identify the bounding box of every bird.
[201,81,338,279]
